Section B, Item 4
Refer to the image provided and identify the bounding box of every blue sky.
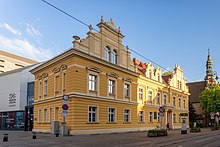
[0,0,220,82]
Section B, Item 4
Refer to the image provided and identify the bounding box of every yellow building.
[31,17,189,135]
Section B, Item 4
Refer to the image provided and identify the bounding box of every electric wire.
[41,0,210,84]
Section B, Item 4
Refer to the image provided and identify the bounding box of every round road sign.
[62,104,69,110]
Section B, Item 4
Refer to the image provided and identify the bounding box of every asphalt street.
[0,128,220,147]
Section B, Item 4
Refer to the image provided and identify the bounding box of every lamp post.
[211,71,218,130]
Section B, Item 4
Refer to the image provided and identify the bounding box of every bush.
[190,127,201,133]
[196,123,203,128]
[189,122,194,128]
[147,129,168,137]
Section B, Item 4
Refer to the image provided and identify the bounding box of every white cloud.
[1,23,22,36]
[26,23,42,38]
[0,35,52,61]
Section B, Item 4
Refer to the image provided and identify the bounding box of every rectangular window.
[173,114,176,123]
[62,72,66,93]
[139,111,144,122]
[163,94,167,105]
[183,99,186,109]
[154,112,157,119]
[55,107,59,121]
[173,97,176,106]
[124,109,130,122]
[157,113,161,122]
[179,115,182,123]
[44,109,47,123]
[149,112,153,122]
[49,108,52,122]
[38,109,41,123]
[157,93,160,104]
[55,76,59,93]
[124,84,130,98]
[89,106,97,123]
[179,98,181,108]
[44,80,48,96]
[89,75,97,91]
[38,81,42,99]
[108,80,115,95]
[148,91,152,101]
[108,108,115,123]
[139,88,143,100]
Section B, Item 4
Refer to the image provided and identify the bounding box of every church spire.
[205,48,213,82]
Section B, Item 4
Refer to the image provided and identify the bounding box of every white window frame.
[173,96,176,107]
[43,79,48,97]
[38,109,41,123]
[54,74,60,95]
[124,83,131,100]
[88,106,99,123]
[62,71,66,94]
[108,79,115,95]
[173,113,176,123]
[105,46,110,62]
[38,80,42,100]
[124,109,131,123]
[139,111,144,122]
[163,94,167,105]
[108,108,116,123]
[149,112,153,122]
[112,50,117,64]
[148,90,152,102]
[138,88,143,100]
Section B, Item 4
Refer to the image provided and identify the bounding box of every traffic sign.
[62,100,68,105]
[159,112,164,117]
[159,106,164,113]
[63,95,69,101]
[62,110,68,117]
[62,104,69,110]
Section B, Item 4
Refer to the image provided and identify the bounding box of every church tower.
[205,49,214,86]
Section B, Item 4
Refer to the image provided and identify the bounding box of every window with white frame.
[163,94,167,105]
[89,74,97,91]
[124,109,130,122]
[44,80,48,96]
[139,111,144,122]
[173,113,176,123]
[88,106,98,123]
[38,109,41,123]
[62,72,66,93]
[124,83,130,98]
[108,108,116,123]
[148,91,152,101]
[105,47,110,62]
[157,93,160,104]
[183,99,186,109]
[157,113,161,122]
[149,112,153,122]
[44,109,47,123]
[108,79,115,95]
[179,98,181,108]
[112,50,117,64]
[55,107,59,121]
[154,112,157,120]
[38,81,42,99]
[173,96,176,106]
[55,75,59,94]
[139,88,143,100]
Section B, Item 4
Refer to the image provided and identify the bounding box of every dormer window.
[112,50,117,64]
[105,47,110,62]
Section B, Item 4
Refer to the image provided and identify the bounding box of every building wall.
[0,50,37,73]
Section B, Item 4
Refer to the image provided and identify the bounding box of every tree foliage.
[200,85,220,116]
[189,103,197,123]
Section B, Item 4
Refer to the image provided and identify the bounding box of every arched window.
[105,47,110,62]
[158,73,160,82]
[112,50,117,64]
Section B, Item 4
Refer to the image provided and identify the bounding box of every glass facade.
[0,111,25,130]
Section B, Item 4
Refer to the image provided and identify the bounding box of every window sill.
[138,122,145,124]
[123,122,131,124]
[107,122,117,124]
[87,122,99,124]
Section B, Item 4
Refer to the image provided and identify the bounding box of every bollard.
[32,132,36,139]
[55,133,59,137]
[3,134,8,142]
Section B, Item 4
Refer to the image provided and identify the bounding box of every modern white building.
[0,64,38,130]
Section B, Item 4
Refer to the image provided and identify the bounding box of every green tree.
[200,85,220,115]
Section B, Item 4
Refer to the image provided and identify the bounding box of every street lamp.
[211,71,218,130]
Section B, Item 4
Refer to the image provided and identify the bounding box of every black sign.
[9,93,16,107]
